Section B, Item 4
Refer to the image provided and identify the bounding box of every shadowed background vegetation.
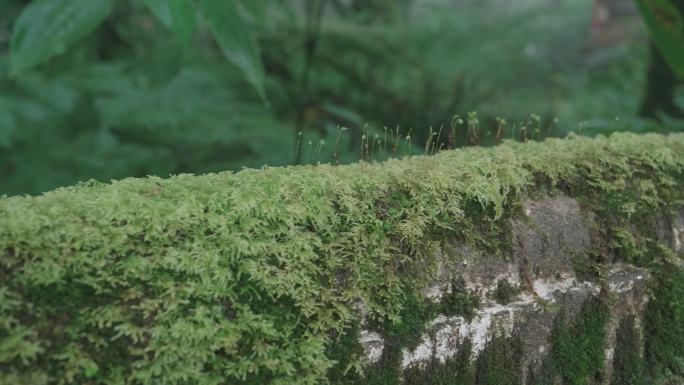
[0,0,683,196]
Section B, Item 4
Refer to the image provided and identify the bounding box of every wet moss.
[440,276,480,320]
[460,200,517,259]
[550,296,609,385]
[364,340,403,385]
[364,286,438,385]
[403,338,475,385]
[526,356,557,385]
[644,260,684,382]
[326,319,365,385]
[611,316,645,385]
[475,332,523,385]
[402,333,522,385]
[491,279,520,304]
[1,133,683,383]
[571,251,604,283]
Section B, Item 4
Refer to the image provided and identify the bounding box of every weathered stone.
[512,196,593,280]
[673,208,684,255]
[359,196,679,385]
[359,330,384,364]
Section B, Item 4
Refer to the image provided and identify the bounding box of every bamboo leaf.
[202,0,267,101]
[634,0,684,78]
[10,0,113,75]
[144,0,196,48]
[239,0,266,22]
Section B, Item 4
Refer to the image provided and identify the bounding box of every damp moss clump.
[364,284,437,385]
[644,259,684,383]
[0,132,683,384]
[550,296,610,385]
[440,276,481,320]
[403,338,475,385]
[475,333,523,385]
[403,333,522,385]
[611,316,645,385]
[490,279,520,304]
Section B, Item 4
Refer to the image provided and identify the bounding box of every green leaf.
[0,101,15,148]
[143,0,172,26]
[84,365,99,378]
[239,0,266,22]
[144,0,196,48]
[9,0,113,75]
[634,0,684,78]
[202,0,267,101]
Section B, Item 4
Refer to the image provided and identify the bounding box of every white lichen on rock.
[359,330,384,364]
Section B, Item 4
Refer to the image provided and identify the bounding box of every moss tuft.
[611,316,645,385]
[440,276,481,320]
[550,296,609,385]
[402,333,522,385]
[364,282,438,385]
[526,356,557,385]
[326,319,365,385]
[491,279,520,304]
[475,333,523,385]
[403,338,475,385]
[644,258,684,383]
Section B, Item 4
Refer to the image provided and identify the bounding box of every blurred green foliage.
[0,0,682,196]
[634,0,684,77]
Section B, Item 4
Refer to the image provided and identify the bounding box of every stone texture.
[512,196,593,281]
[358,195,678,385]
[673,208,684,255]
[602,264,649,384]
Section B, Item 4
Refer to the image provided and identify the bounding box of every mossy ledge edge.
[1,132,684,385]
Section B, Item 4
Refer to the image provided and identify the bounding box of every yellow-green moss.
[0,132,683,384]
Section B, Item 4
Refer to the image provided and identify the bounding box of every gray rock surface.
[359,195,674,384]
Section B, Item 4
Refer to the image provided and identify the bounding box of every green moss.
[475,333,523,385]
[491,279,520,304]
[402,333,522,385]
[364,283,438,385]
[572,251,603,283]
[550,296,609,385]
[440,276,480,320]
[403,338,475,385]
[326,319,364,385]
[0,133,683,384]
[644,258,684,383]
[609,227,660,267]
[363,343,403,385]
[526,356,557,385]
[611,316,645,385]
[459,200,517,259]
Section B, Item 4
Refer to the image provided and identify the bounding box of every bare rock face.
[513,196,593,280]
[358,195,667,385]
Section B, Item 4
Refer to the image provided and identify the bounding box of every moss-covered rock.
[1,132,683,384]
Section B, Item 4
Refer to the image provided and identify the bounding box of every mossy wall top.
[1,133,683,385]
